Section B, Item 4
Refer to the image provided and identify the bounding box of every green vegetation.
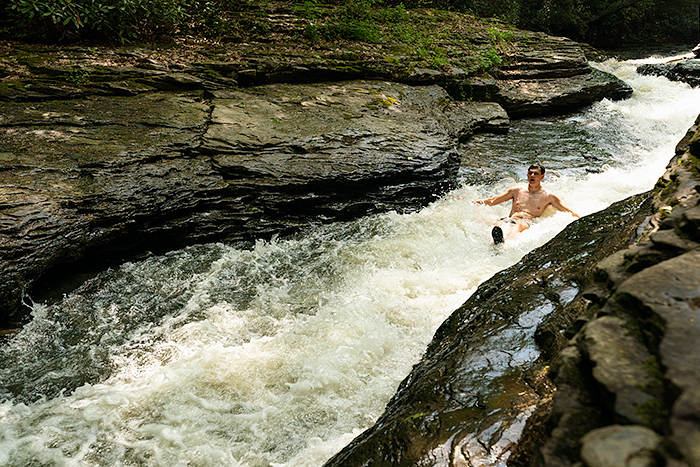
[67,62,92,84]
[0,0,695,46]
[2,0,187,42]
[418,0,699,46]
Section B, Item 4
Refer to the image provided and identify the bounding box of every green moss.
[16,51,53,69]
[365,96,397,110]
[683,154,700,178]
[630,356,667,430]
[654,173,681,204]
[402,412,428,422]
[636,398,666,430]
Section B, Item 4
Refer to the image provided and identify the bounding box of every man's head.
[528,163,545,176]
[527,163,545,187]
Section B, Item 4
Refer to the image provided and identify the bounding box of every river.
[1,54,699,467]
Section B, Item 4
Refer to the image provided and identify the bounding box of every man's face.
[527,169,544,185]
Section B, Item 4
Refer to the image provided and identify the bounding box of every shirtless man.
[474,163,580,244]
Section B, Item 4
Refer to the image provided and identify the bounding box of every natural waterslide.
[1,54,699,466]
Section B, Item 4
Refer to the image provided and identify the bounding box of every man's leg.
[506,221,530,240]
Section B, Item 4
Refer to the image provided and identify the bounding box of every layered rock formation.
[0,32,630,320]
[533,114,700,467]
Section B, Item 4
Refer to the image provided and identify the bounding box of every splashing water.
[1,56,700,467]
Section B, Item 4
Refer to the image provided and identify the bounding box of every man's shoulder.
[543,189,561,199]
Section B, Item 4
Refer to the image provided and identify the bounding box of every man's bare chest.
[513,189,547,211]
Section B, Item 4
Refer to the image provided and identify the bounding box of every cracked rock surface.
[0,82,493,318]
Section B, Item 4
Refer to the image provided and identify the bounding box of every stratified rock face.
[533,116,700,467]
[0,81,504,317]
[0,32,631,115]
[0,29,633,321]
[491,32,633,117]
[494,67,633,117]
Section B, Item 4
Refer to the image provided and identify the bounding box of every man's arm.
[474,187,517,206]
[549,194,580,218]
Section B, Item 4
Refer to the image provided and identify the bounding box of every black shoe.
[492,226,504,244]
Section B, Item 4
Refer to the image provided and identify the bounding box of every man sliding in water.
[473,163,580,244]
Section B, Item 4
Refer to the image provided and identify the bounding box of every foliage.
[391,0,699,46]
[2,0,186,42]
[0,0,695,45]
[300,0,407,43]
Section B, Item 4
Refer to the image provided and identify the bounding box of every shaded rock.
[579,316,656,425]
[491,32,633,116]
[531,119,700,467]
[616,250,700,465]
[637,59,700,87]
[580,425,661,467]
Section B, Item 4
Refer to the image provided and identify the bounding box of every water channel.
[1,53,699,466]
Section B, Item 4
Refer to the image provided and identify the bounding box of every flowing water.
[2,55,700,467]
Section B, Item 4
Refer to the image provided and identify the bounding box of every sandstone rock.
[494,68,633,118]
[580,425,661,467]
[531,123,700,467]
[616,250,700,466]
[579,316,656,425]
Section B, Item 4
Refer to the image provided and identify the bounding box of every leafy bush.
[2,0,695,45]
[3,0,186,41]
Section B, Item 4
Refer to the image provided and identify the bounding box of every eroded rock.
[580,425,661,467]
[638,59,700,87]
[0,81,504,318]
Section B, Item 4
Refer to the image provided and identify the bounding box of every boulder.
[580,425,661,467]
[532,115,700,467]
[637,59,700,87]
